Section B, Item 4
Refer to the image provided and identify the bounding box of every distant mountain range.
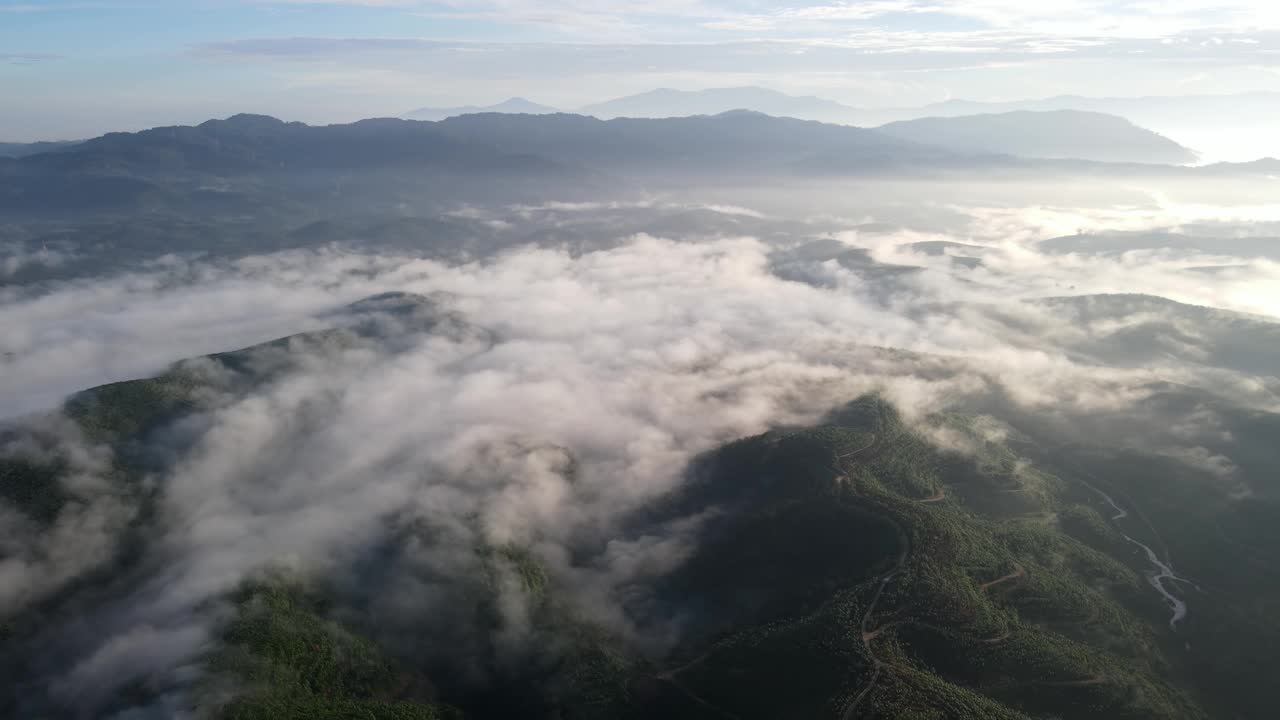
[9,105,1204,169]
[404,87,867,125]
[2,110,943,182]
[4,110,1273,215]
[408,87,1276,129]
[918,93,1280,162]
[876,110,1198,165]
[13,113,566,175]
[0,139,81,158]
[577,86,859,124]
[430,109,957,174]
[915,91,1280,129]
[404,97,559,122]
[398,87,1280,163]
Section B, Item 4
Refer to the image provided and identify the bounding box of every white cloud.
[6,192,1280,713]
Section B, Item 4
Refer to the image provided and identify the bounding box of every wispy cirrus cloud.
[252,0,1280,39]
[8,0,1280,140]
[190,29,1280,67]
[181,25,1280,116]
[195,36,450,57]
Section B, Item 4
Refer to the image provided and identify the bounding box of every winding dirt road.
[838,438,959,719]
[842,569,900,720]
[979,564,1026,593]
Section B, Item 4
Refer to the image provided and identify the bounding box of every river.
[1091,486,1191,629]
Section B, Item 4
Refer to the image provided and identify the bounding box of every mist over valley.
[3,5,1280,719]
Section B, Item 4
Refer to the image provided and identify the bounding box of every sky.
[2,0,1280,140]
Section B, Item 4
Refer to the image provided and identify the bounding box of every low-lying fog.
[5,180,1279,419]
[2,177,1278,715]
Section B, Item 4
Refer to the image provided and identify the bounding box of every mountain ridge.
[875,110,1199,164]
[5,111,1275,217]
[397,86,1245,164]
[404,97,560,122]
[578,85,860,122]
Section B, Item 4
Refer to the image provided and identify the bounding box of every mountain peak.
[208,113,286,127]
[711,109,773,120]
[198,114,290,136]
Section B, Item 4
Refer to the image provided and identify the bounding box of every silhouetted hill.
[920,91,1280,129]
[8,110,951,185]
[1,114,593,214]
[1040,230,1280,260]
[4,112,1274,216]
[435,109,951,174]
[18,114,562,175]
[907,92,1280,162]
[579,86,862,122]
[404,97,560,121]
[1200,157,1280,174]
[0,140,81,158]
[876,110,1198,164]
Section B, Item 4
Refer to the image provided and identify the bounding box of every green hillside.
[630,397,1205,720]
[3,324,1279,718]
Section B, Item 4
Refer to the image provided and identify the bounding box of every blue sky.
[2,0,1279,140]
